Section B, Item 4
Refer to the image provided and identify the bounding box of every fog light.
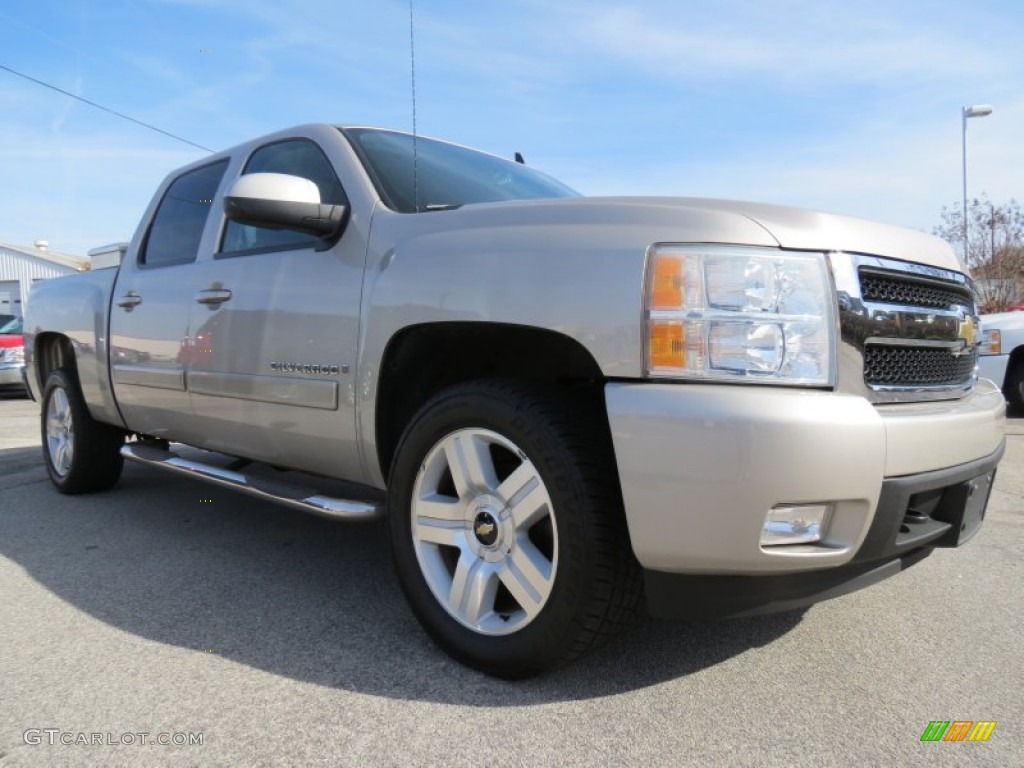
[761,504,830,547]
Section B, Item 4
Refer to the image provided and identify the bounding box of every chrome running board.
[121,444,382,521]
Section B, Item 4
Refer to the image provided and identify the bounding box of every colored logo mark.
[920,721,996,742]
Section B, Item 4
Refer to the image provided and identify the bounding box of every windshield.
[0,317,23,334]
[342,128,579,213]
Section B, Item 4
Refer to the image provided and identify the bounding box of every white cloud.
[561,1,1014,87]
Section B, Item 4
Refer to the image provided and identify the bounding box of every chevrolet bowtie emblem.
[475,521,495,536]
[954,315,979,356]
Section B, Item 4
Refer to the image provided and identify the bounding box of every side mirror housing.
[223,172,347,238]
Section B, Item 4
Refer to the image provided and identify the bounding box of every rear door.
[109,159,229,439]
[183,136,365,481]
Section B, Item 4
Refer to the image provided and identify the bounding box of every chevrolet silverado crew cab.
[24,124,1005,678]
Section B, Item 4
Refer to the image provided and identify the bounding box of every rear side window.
[141,159,228,267]
[220,139,347,255]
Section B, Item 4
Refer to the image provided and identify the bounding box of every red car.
[0,316,27,392]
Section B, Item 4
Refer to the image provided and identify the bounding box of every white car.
[979,311,1024,410]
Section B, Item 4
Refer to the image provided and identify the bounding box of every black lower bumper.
[644,443,1004,620]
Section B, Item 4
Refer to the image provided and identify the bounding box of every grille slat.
[860,273,972,310]
[863,345,976,388]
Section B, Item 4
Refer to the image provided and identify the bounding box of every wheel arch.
[31,331,126,428]
[32,332,77,391]
[374,322,606,483]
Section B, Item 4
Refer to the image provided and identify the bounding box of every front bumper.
[643,446,1000,618]
[605,379,1005,614]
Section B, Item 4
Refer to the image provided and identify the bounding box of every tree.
[933,197,1024,312]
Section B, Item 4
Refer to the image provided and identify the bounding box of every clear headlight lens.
[644,245,835,385]
[0,345,24,364]
[979,329,1001,356]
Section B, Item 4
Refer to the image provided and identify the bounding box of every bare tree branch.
[933,197,1024,312]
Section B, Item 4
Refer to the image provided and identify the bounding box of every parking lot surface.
[1,393,1022,767]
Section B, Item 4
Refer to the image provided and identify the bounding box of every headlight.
[0,346,24,364]
[644,245,835,385]
[979,329,1001,356]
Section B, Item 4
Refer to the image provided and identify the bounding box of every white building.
[0,240,88,319]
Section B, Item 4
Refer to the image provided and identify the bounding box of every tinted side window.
[221,139,347,254]
[142,160,228,267]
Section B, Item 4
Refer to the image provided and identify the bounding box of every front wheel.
[41,368,124,493]
[1004,361,1024,414]
[387,380,641,678]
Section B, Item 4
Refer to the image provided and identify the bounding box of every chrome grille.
[830,252,978,403]
[859,271,973,310]
[863,345,977,387]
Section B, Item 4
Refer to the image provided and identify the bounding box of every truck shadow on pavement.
[0,452,803,705]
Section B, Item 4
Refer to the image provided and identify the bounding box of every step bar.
[121,444,382,521]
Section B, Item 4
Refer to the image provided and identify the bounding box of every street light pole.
[961,104,993,263]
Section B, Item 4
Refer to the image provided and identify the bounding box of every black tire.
[1004,361,1024,414]
[41,368,124,494]
[387,380,641,678]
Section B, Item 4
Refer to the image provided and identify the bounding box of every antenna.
[409,0,419,212]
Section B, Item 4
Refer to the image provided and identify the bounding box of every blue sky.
[1,0,1022,256]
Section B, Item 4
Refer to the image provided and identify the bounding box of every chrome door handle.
[116,292,142,310]
[195,288,233,306]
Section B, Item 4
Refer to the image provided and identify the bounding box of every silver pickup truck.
[25,123,1005,678]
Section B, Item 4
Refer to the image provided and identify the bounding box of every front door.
[183,138,364,481]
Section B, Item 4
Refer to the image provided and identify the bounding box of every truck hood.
[980,311,1024,330]
[585,197,964,273]
[386,196,964,275]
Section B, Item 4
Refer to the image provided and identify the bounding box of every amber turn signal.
[650,253,683,309]
[649,322,685,369]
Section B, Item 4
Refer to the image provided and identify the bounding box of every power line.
[0,63,214,153]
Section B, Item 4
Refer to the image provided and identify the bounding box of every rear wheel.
[41,368,124,493]
[387,380,641,678]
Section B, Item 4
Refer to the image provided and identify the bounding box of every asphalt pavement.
[1,393,1022,767]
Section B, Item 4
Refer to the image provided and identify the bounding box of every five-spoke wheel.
[411,427,558,635]
[388,380,640,678]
